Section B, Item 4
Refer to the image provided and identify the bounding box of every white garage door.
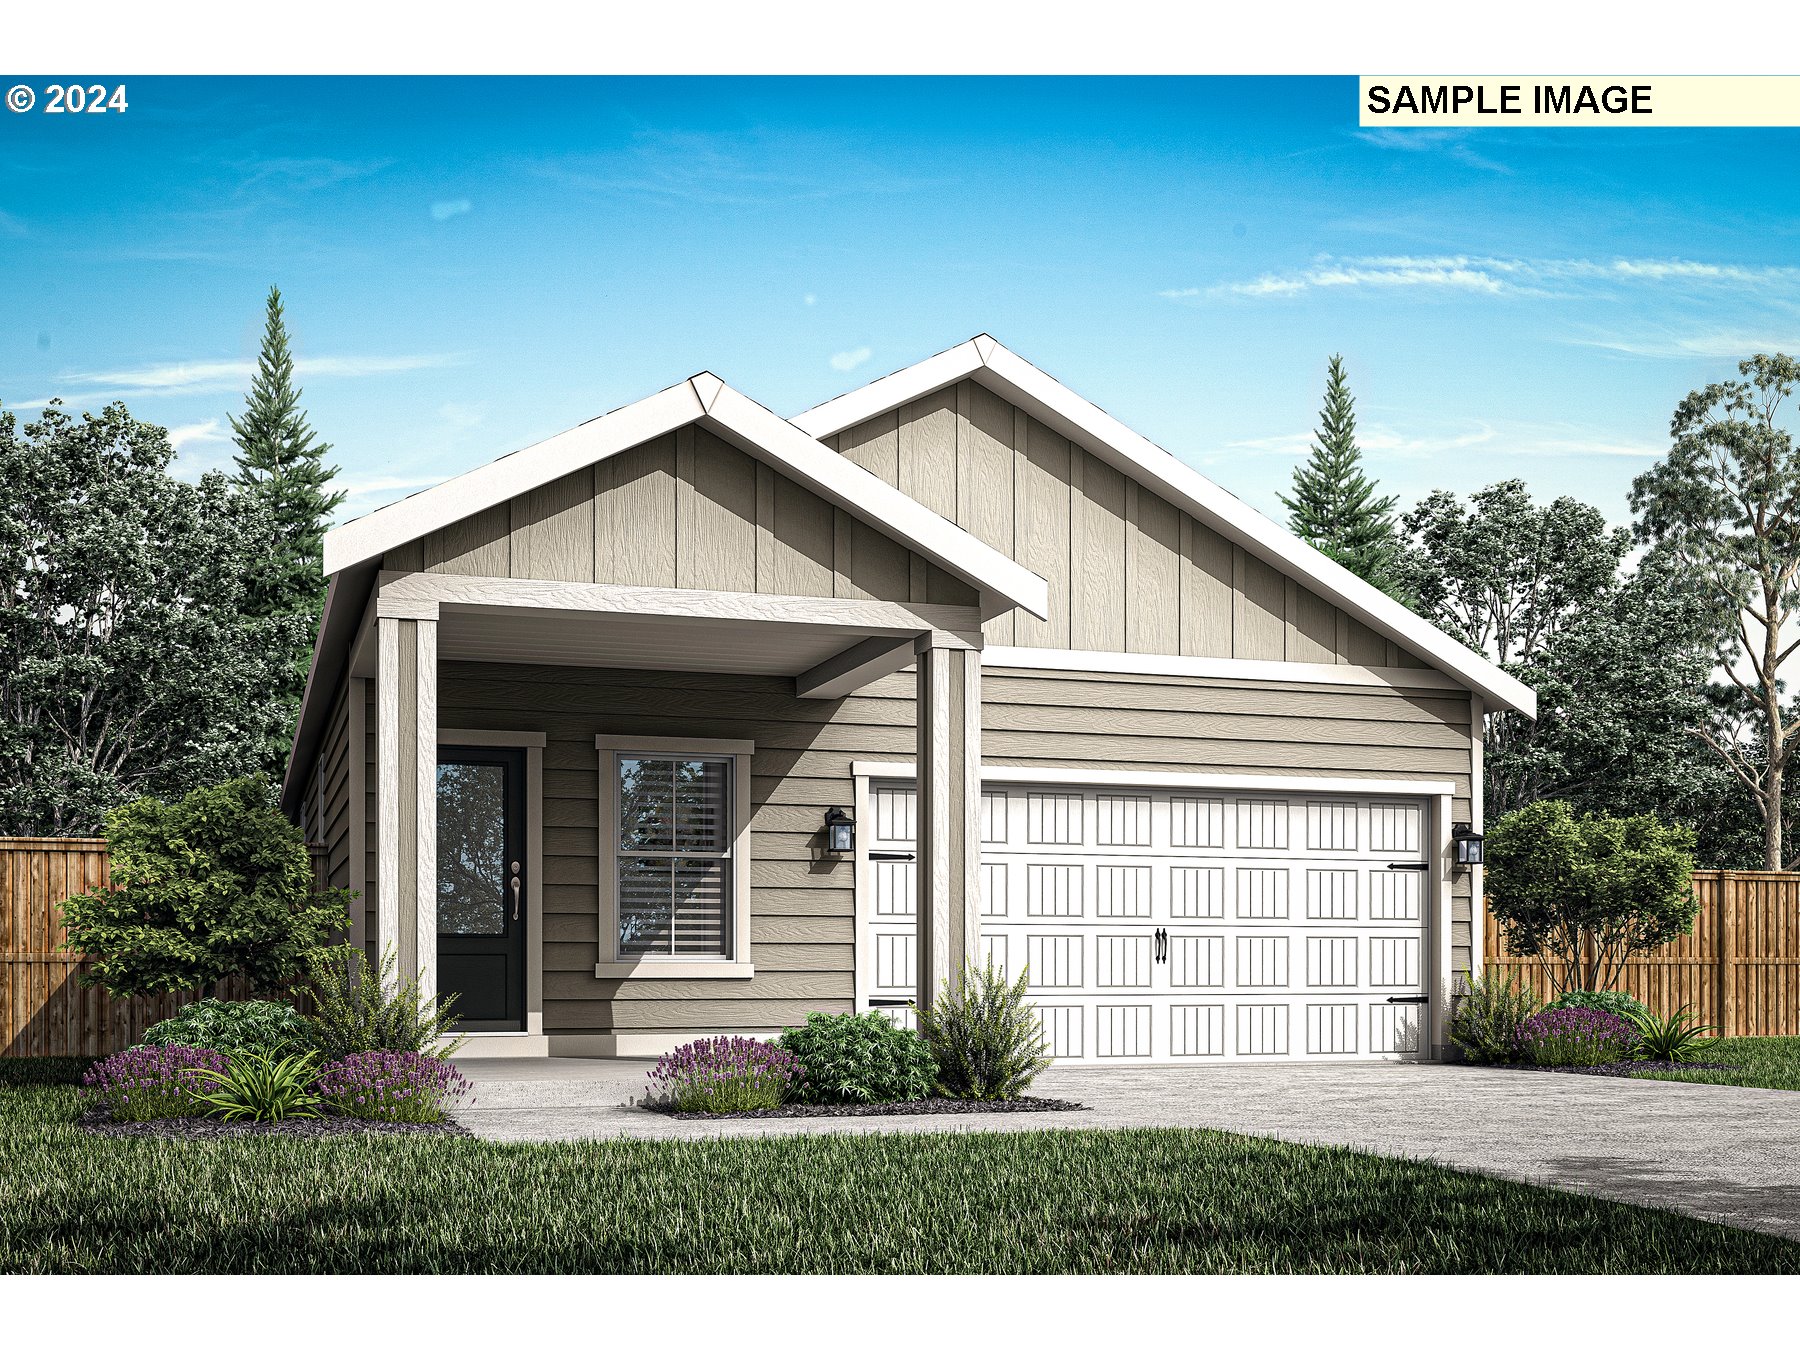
[859,781,1431,1062]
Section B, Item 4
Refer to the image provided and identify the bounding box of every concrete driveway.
[454,1057,1800,1241]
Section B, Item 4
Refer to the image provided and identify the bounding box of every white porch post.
[375,609,439,1000]
[915,628,982,1011]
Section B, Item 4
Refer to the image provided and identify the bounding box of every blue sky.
[4,75,1798,527]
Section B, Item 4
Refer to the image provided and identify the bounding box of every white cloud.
[166,418,229,451]
[21,351,467,405]
[430,198,472,222]
[829,346,872,373]
[1565,329,1800,360]
[804,293,817,306]
[1352,127,1511,173]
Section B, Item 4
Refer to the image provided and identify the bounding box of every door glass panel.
[437,762,508,936]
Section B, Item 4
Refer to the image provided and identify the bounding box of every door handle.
[1153,927,1167,963]
[870,852,915,861]
[510,861,521,921]
[1386,995,1429,1004]
[1386,862,1429,871]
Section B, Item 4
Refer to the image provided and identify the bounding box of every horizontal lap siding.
[439,660,1474,1037]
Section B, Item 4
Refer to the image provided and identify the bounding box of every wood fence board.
[1482,869,1800,1037]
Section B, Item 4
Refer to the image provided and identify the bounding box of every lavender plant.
[315,1051,473,1123]
[1517,1007,1639,1067]
[645,1036,804,1113]
[81,1044,229,1121]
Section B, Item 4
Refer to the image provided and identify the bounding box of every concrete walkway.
[453,1057,1800,1241]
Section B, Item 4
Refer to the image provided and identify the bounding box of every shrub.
[189,1051,322,1121]
[915,960,1050,1101]
[645,1037,805,1113]
[776,1011,938,1104]
[62,776,352,996]
[1448,966,1540,1063]
[81,1044,228,1121]
[1631,1006,1718,1063]
[0,1057,95,1087]
[303,944,464,1059]
[141,998,310,1058]
[1485,799,1696,996]
[315,1051,473,1123]
[1547,989,1649,1023]
[1517,1007,1639,1067]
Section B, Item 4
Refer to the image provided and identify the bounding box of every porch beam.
[377,570,981,637]
[375,614,439,1000]
[795,635,918,700]
[914,629,982,1011]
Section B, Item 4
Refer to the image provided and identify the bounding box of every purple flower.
[1518,1006,1638,1067]
[83,1044,230,1121]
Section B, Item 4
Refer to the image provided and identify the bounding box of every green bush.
[303,945,464,1059]
[1631,1006,1718,1063]
[915,960,1050,1101]
[62,776,352,996]
[1547,989,1649,1023]
[190,1051,322,1122]
[1448,966,1541,1063]
[141,998,310,1058]
[776,1012,937,1104]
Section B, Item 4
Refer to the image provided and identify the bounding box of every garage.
[856,776,1436,1063]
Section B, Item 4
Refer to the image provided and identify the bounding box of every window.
[596,736,754,978]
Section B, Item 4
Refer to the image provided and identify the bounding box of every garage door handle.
[1386,995,1430,1004]
[870,852,915,861]
[1386,862,1429,871]
[868,998,913,1008]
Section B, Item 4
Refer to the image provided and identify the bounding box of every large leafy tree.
[1280,354,1403,594]
[1631,354,1800,869]
[1395,480,1725,834]
[231,286,346,741]
[0,400,308,835]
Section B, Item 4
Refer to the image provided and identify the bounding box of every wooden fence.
[1482,869,1800,1037]
[0,836,308,1059]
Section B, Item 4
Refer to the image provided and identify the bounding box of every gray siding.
[383,425,979,608]
[833,380,1424,666]
[437,659,1473,1037]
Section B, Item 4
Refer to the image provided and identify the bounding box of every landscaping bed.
[643,1095,1084,1120]
[76,1106,470,1139]
[1463,1060,1746,1080]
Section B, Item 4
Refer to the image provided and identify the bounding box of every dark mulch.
[77,1108,469,1139]
[1463,1060,1746,1080]
[642,1095,1085,1120]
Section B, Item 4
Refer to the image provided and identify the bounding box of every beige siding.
[385,425,978,607]
[838,381,1412,664]
[363,679,378,963]
[437,660,1474,1036]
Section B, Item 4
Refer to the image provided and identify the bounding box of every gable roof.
[324,373,1050,621]
[792,335,1536,718]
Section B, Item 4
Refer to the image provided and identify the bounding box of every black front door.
[436,746,526,1031]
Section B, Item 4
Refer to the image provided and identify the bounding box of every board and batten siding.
[831,380,1424,666]
[381,423,978,608]
[434,659,1474,1038]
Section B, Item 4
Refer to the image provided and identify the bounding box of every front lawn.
[3,1067,1796,1273]
[1632,1037,1800,1091]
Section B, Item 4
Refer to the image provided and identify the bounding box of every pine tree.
[1279,354,1402,594]
[230,287,346,771]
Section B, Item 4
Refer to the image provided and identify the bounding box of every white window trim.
[595,734,754,980]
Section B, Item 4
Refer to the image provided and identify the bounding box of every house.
[283,336,1533,1064]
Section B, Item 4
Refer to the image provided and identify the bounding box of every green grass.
[1631,1036,1800,1091]
[3,1075,1797,1273]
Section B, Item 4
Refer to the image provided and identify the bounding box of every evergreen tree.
[229,287,346,774]
[1279,354,1402,593]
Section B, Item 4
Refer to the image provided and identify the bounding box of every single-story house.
[283,335,1533,1064]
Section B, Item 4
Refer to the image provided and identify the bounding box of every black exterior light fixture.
[824,807,855,855]
[1453,823,1485,867]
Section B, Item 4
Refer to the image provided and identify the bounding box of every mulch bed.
[77,1108,470,1139]
[642,1096,1086,1120]
[1463,1060,1745,1080]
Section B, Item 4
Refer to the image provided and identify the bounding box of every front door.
[436,746,526,1031]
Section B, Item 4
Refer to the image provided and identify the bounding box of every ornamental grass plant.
[915,960,1049,1100]
[189,1051,323,1122]
[1448,967,1540,1064]
[81,1044,229,1121]
[646,1036,804,1113]
[1517,1007,1639,1068]
[315,1051,473,1123]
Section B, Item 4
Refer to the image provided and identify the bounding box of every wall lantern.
[1453,823,1485,867]
[824,807,855,854]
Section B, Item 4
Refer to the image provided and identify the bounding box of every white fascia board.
[793,337,1535,719]
[704,385,1048,620]
[849,760,1458,798]
[981,645,1460,691]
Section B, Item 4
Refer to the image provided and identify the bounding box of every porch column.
[376,610,438,1000]
[915,628,982,1011]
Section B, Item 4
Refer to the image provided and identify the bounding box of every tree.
[1396,480,1724,830]
[1280,354,1403,593]
[230,286,346,748]
[0,400,312,835]
[61,776,351,996]
[1484,799,1697,995]
[1631,354,1800,869]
